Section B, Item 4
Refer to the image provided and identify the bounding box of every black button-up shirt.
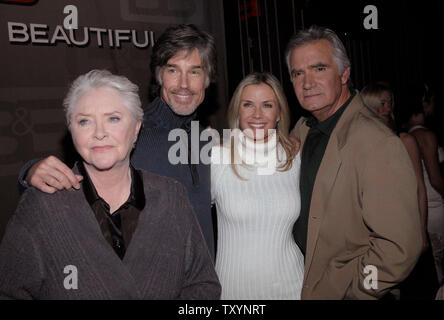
[293,92,355,255]
[78,162,145,259]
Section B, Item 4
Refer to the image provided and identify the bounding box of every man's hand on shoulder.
[25,156,83,194]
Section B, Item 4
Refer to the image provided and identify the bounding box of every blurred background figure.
[436,283,444,300]
[422,84,444,175]
[362,82,428,251]
[362,82,439,299]
[361,82,397,131]
[401,84,444,288]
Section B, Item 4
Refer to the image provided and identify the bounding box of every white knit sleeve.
[210,145,229,205]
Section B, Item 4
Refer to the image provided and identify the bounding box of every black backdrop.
[224,0,444,129]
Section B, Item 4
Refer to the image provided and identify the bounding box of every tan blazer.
[292,93,422,299]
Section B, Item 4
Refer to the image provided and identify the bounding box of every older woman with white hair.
[0,69,220,299]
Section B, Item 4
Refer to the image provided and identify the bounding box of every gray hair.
[150,24,216,95]
[63,69,143,127]
[285,25,351,75]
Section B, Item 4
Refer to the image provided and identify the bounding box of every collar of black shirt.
[76,161,145,213]
[306,90,356,135]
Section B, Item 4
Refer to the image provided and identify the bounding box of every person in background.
[17,24,218,258]
[436,284,444,300]
[211,72,304,299]
[361,82,428,252]
[361,82,398,131]
[362,82,439,299]
[404,84,444,285]
[422,84,444,174]
[0,70,221,299]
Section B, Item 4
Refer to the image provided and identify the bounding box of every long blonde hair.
[226,72,296,178]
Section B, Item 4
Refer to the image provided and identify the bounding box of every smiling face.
[160,48,206,116]
[70,87,142,173]
[238,83,280,142]
[290,39,350,122]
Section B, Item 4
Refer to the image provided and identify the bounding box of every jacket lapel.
[302,93,362,279]
[298,118,310,151]
[303,134,342,278]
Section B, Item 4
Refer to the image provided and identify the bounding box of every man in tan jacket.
[286,26,422,299]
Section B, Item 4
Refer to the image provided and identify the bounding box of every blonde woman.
[361,83,428,253]
[211,72,304,299]
[362,83,440,299]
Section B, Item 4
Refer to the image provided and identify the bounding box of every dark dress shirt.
[293,92,355,255]
[77,161,145,259]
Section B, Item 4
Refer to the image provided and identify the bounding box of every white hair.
[63,69,143,127]
[285,25,351,75]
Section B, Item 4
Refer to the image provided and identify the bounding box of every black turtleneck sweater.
[131,97,215,259]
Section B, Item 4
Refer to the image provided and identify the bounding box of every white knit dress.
[211,135,304,300]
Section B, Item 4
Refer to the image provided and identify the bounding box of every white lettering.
[168,129,188,164]
[63,5,78,30]
[115,29,131,48]
[108,29,114,47]
[68,27,89,46]
[8,22,29,43]
[50,25,71,45]
[191,121,200,164]
[199,128,219,165]
[363,5,378,30]
[363,264,378,290]
[132,30,149,48]
[178,304,212,318]
[63,265,78,290]
[257,130,277,175]
[89,27,107,47]
[8,22,154,48]
[222,304,266,315]
[30,23,49,44]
